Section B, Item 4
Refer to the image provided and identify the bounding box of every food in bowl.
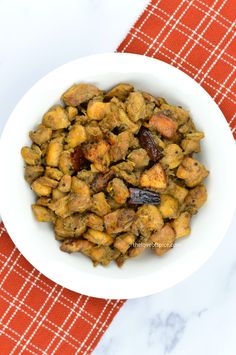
[21,83,208,267]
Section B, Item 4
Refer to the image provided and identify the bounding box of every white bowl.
[0,53,235,299]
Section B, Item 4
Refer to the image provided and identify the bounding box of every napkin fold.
[0,0,235,354]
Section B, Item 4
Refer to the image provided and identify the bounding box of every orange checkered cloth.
[0,1,235,354]
[118,0,236,138]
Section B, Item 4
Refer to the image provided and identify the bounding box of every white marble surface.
[0,1,235,355]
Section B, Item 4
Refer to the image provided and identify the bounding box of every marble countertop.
[0,1,235,354]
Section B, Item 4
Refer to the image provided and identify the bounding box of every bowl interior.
[0,53,235,298]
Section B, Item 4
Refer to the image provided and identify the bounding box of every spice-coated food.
[21,83,208,267]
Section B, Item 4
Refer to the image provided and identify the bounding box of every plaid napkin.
[0,0,235,354]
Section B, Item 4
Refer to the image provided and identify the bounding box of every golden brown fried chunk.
[59,150,74,175]
[31,178,52,197]
[104,208,135,234]
[84,229,113,246]
[87,101,108,120]
[66,106,78,121]
[85,123,103,142]
[114,233,136,254]
[46,140,63,167]
[91,192,111,217]
[181,132,204,154]
[32,204,55,223]
[49,195,71,218]
[184,185,207,214]
[127,148,150,169]
[24,165,44,184]
[45,167,63,181]
[107,178,130,205]
[140,163,167,190]
[29,125,52,145]
[86,213,104,231]
[65,123,87,148]
[108,131,130,162]
[55,215,86,239]
[83,140,110,173]
[58,175,71,192]
[60,239,93,253]
[151,224,175,255]
[172,212,191,238]
[43,105,70,129]
[176,157,208,187]
[21,146,41,166]
[68,177,91,213]
[166,181,188,204]
[160,103,189,125]
[127,92,146,122]
[134,205,164,239]
[161,144,183,169]
[149,113,178,139]
[159,195,179,219]
[61,83,101,106]
[105,83,133,101]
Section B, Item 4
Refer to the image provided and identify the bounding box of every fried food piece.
[91,170,115,192]
[184,185,207,214]
[159,195,179,219]
[84,229,113,246]
[107,178,130,204]
[49,195,71,218]
[134,205,164,239]
[87,101,108,120]
[149,113,178,139]
[140,163,167,190]
[127,148,150,169]
[161,144,183,169]
[61,83,101,106]
[91,192,111,217]
[21,146,41,165]
[181,132,204,154]
[127,92,146,122]
[59,150,74,175]
[55,214,86,239]
[151,223,175,255]
[104,208,135,234]
[111,161,139,186]
[128,244,148,258]
[85,123,103,142]
[52,188,67,201]
[24,165,44,184]
[66,106,78,121]
[114,233,136,254]
[172,212,191,238]
[46,140,63,167]
[60,238,93,252]
[105,83,133,101]
[68,177,91,213]
[58,175,71,192]
[43,105,70,129]
[117,108,140,134]
[36,176,58,188]
[31,178,52,197]
[108,131,130,162]
[29,125,52,145]
[83,140,110,173]
[166,181,188,204]
[86,213,104,231]
[32,204,55,223]
[45,167,63,181]
[65,123,87,148]
[160,103,189,125]
[176,157,208,187]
